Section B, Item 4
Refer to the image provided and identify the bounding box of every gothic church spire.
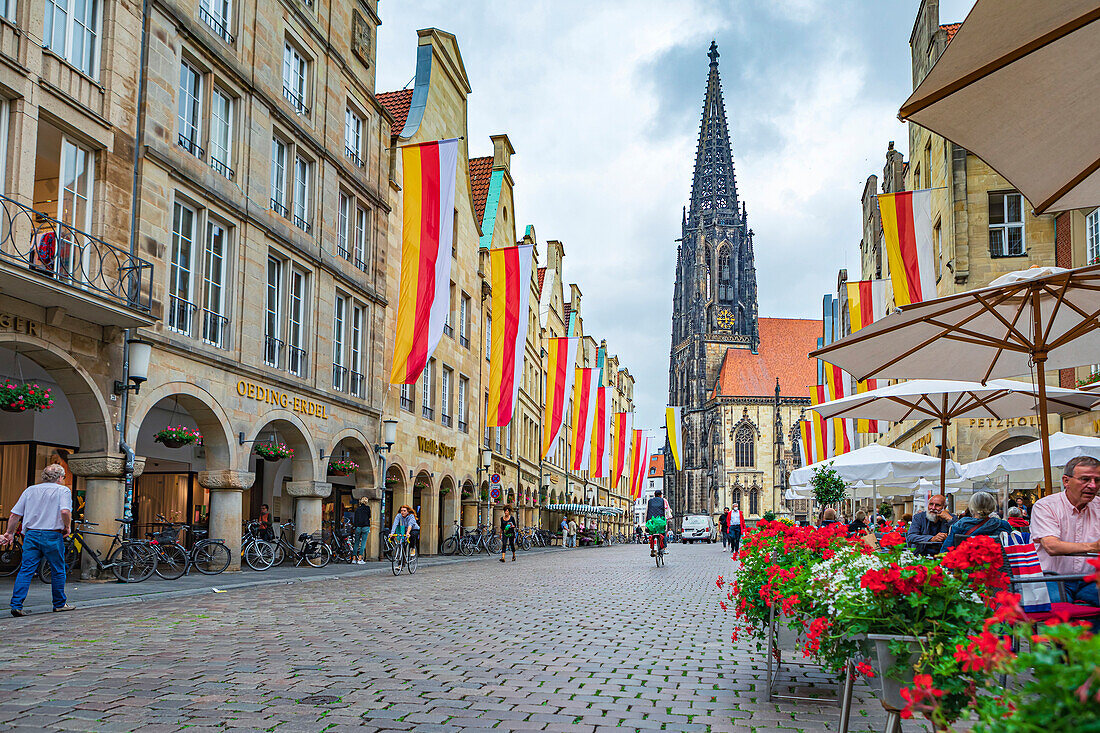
[688,41,738,227]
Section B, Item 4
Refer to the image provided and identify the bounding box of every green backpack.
[645,517,667,535]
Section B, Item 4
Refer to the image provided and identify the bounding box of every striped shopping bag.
[1000,530,1051,613]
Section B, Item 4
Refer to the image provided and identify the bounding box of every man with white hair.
[0,463,74,616]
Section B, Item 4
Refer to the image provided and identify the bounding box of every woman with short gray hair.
[938,490,1012,552]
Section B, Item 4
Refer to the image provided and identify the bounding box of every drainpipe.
[129,0,150,256]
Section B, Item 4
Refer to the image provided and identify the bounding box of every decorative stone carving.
[198,470,255,491]
[351,10,371,67]
[67,453,146,479]
[285,480,332,498]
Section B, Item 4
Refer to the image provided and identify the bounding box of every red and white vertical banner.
[589,387,609,478]
[611,412,633,488]
[390,139,460,384]
[486,244,535,427]
[569,368,599,473]
[542,337,579,459]
[879,189,936,306]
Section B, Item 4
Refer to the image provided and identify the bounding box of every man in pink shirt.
[1030,455,1100,606]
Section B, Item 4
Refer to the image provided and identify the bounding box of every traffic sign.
[490,473,501,485]
[490,487,501,500]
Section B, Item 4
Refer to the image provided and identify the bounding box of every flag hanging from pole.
[390,138,460,384]
[569,368,599,472]
[590,387,609,478]
[542,337,579,459]
[665,406,683,470]
[629,429,648,500]
[611,412,633,487]
[845,279,887,332]
[799,419,817,465]
[486,244,534,427]
[855,377,880,433]
[879,190,936,306]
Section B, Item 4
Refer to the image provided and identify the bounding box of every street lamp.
[114,336,153,532]
[375,418,397,556]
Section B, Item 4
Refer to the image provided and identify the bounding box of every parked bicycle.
[144,523,189,580]
[439,521,463,556]
[459,524,501,556]
[271,521,332,568]
[38,519,157,583]
[151,515,232,575]
[389,532,417,575]
[325,519,355,564]
[241,520,276,571]
[0,533,23,576]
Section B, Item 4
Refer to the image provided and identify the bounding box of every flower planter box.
[0,404,26,413]
[157,437,189,449]
[854,633,923,712]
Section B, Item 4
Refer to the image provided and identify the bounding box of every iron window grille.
[264,335,284,368]
[202,310,229,348]
[198,6,235,43]
[177,133,204,159]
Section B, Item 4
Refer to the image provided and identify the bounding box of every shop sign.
[0,313,40,336]
[493,460,509,475]
[966,416,1039,429]
[236,380,329,419]
[416,436,456,460]
[911,433,932,451]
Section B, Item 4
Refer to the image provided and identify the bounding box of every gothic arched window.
[718,248,732,301]
[732,487,742,510]
[734,426,754,468]
[749,488,760,515]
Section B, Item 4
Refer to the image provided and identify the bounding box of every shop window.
[44,0,100,77]
[989,192,1025,257]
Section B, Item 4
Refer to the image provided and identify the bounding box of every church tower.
[667,42,760,516]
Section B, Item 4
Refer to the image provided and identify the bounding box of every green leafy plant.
[327,458,358,475]
[762,510,777,522]
[809,464,847,507]
[878,502,894,520]
[480,487,489,501]
[253,442,293,460]
[0,381,54,412]
[154,425,202,446]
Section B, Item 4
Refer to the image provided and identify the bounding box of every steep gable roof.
[712,317,821,399]
[941,23,961,42]
[537,267,547,295]
[468,156,494,229]
[376,89,413,133]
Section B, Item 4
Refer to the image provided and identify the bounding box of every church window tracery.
[749,487,760,515]
[718,248,732,301]
[734,425,754,468]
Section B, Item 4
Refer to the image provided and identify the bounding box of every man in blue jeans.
[0,463,74,616]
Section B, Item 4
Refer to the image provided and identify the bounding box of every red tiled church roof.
[941,23,961,42]
[648,454,665,476]
[376,89,413,133]
[468,156,494,225]
[537,267,547,295]
[712,317,821,399]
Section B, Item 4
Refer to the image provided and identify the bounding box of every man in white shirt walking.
[0,464,74,616]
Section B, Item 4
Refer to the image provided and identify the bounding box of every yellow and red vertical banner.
[542,337,579,459]
[589,387,609,478]
[569,368,599,472]
[846,279,887,333]
[665,406,683,470]
[486,244,535,427]
[629,429,649,499]
[879,190,936,306]
[823,363,852,455]
[390,138,460,384]
[800,419,821,465]
[611,412,633,487]
[855,377,880,433]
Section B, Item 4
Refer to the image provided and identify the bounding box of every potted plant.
[254,442,293,462]
[440,487,451,496]
[327,458,358,476]
[809,463,847,508]
[878,502,894,520]
[461,489,471,500]
[480,487,489,501]
[0,381,54,413]
[154,425,203,449]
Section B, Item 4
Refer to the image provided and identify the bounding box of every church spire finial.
[708,40,719,66]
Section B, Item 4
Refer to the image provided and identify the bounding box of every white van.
[681,514,714,544]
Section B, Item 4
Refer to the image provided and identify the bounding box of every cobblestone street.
[0,544,909,732]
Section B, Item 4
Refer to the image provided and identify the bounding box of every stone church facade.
[666,44,820,524]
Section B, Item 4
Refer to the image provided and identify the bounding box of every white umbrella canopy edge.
[788,443,962,487]
[961,431,1100,481]
[900,0,1100,214]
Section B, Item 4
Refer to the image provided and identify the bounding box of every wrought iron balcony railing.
[441,413,452,428]
[349,371,364,398]
[202,310,229,348]
[344,146,362,167]
[282,85,309,116]
[209,156,235,180]
[198,6,235,43]
[332,363,348,392]
[178,133,204,159]
[0,193,153,314]
[400,395,413,411]
[264,335,284,368]
[167,295,196,336]
[286,345,307,376]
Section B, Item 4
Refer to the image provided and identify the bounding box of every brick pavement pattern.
[0,544,920,732]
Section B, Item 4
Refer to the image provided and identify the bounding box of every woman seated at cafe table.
[938,491,1011,552]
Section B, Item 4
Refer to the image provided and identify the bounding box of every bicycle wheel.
[408,545,418,574]
[154,543,189,580]
[440,537,457,556]
[110,542,156,582]
[391,544,404,575]
[243,540,275,571]
[520,537,532,551]
[37,541,78,583]
[305,542,332,568]
[193,541,232,575]
[0,545,21,576]
[489,536,502,554]
[459,537,474,556]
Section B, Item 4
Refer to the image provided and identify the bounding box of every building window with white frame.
[485,315,491,360]
[177,62,203,158]
[286,268,308,377]
[349,304,365,398]
[202,220,229,348]
[443,282,455,338]
[353,205,368,271]
[282,41,309,115]
[332,293,347,391]
[344,107,363,166]
[457,376,468,433]
[270,137,288,217]
[440,366,452,427]
[168,202,197,336]
[336,193,350,260]
[460,293,470,348]
[400,383,413,412]
[989,192,1026,257]
[198,0,233,43]
[209,87,234,179]
[421,359,434,420]
[293,155,311,231]
[1087,209,1100,265]
[44,0,100,77]
[264,257,283,367]
[59,138,93,238]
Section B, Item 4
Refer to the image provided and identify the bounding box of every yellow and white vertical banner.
[665,406,683,470]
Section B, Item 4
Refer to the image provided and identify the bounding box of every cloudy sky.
[377,0,977,430]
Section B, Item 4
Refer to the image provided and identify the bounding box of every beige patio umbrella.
[811,265,1100,494]
[809,378,1100,492]
[900,0,1100,213]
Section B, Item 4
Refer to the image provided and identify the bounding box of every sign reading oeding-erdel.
[236,380,330,419]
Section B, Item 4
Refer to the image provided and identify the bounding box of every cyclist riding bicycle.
[645,489,672,557]
[390,505,420,557]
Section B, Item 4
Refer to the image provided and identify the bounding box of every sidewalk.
[0,545,568,618]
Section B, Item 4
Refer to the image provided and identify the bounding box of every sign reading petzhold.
[236,380,329,419]
[416,436,456,460]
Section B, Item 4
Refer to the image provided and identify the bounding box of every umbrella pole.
[939,417,949,495]
[1035,357,1055,496]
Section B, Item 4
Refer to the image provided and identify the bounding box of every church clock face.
[716,308,735,330]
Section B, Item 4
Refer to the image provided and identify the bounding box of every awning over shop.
[547,503,621,516]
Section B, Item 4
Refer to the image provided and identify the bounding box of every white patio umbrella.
[962,431,1100,482]
[812,265,1100,494]
[809,378,1099,491]
[900,0,1100,214]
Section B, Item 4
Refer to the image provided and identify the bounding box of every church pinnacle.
[688,41,739,227]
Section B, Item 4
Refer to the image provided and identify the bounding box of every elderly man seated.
[906,494,954,555]
[1031,456,1100,606]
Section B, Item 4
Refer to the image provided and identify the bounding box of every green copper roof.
[478,169,505,249]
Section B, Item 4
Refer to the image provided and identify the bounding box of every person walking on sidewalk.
[499,505,518,562]
[352,497,371,564]
[1,464,74,617]
[567,517,578,548]
[719,507,730,549]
